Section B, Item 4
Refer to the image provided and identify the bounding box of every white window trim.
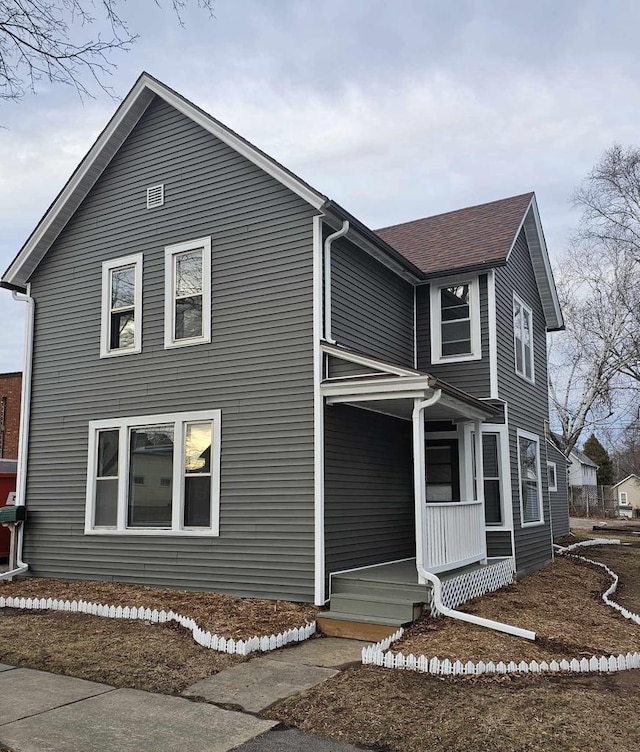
[164,237,212,349]
[513,293,535,384]
[463,422,513,532]
[85,409,221,537]
[619,491,629,505]
[547,461,557,492]
[100,254,143,358]
[517,428,545,527]
[429,275,481,364]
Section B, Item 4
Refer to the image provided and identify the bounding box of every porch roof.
[321,373,499,422]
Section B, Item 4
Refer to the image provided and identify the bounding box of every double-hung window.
[164,237,211,348]
[517,430,543,525]
[430,277,481,363]
[547,462,557,492]
[86,409,221,536]
[100,255,142,357]
[513,294,534,382]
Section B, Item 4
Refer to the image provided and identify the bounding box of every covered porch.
[322,373,501,578]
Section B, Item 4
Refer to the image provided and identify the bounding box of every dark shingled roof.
[375,192,534,277]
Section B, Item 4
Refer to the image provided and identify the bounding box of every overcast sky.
[1,0,640,372]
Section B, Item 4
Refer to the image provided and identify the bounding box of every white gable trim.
[3,73,326,289]
[505,195,563,332]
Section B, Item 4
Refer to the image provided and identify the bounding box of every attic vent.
[146,184,164,209]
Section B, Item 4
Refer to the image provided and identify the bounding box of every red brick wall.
[0,373,22,459]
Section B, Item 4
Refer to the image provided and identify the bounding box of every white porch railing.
[424,500,486,574]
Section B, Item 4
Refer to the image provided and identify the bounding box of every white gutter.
[0,285,34,579]
[412,395,536,641]
[323,221,349,343]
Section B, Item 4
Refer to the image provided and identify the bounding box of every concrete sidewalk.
[0,638,368,752]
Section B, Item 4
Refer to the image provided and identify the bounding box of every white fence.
[0,595,316,656]
[424,500,485,573]
[362,539,640,676]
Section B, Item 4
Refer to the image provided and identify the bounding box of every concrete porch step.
[329,593,423,622]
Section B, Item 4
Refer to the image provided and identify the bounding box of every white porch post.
[473,419,488,564]
[458,421,473,501]
[412,398,427,583]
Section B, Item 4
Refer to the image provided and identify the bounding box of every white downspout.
[323,221,349,343]
[412,394,536,641]
[0,285,34,580]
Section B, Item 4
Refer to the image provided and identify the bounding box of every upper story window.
[85,409,221,536]
[517,430,544,526]
[100,254,143,358]
[547,461,557,492]
[429,276,481,364]
[513,294,534,383]
[164,237,212,349]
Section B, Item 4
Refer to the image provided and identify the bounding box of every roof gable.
[375,193,563,331]
[2,72,327,291]
[612,474,640,489]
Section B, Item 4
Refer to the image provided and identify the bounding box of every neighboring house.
[0,74,564,629]
[545,438,570,538]
[612,475,640,519]
[0,372,21,460]
[568,447,599,513]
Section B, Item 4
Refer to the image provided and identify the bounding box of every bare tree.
[0,1,214,102]
[549,145,640,453]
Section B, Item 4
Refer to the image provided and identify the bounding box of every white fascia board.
[326,390,429,404]
[321,342,420,377]
[505,194,563,331]
[4,73,326,288]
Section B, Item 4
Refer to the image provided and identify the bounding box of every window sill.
[515,370,535,386]
[163,336,211,350]
[84,527,219,537]
[99,346,142,359]
[431,352,482,365]
[520,520,545,528]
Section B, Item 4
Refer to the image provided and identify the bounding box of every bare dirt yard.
[265,542,640,752]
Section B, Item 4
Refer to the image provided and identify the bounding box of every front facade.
[1,74,564,609]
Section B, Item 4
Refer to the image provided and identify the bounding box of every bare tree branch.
[0,0,214,102]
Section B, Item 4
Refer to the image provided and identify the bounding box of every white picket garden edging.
[0,595,316,656]
[361,539,640,677]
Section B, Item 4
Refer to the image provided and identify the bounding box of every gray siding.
[326,356,383,379]
[324,405,414,576]
[331,235,414,368]
[24,95,318,601]
[486,531,513,558]
[546,442,570,538]
[496,230,553,576]
[415,275,491,397]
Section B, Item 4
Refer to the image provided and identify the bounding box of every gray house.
[1,74,564,633]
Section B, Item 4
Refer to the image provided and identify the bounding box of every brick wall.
[0,373,22,459]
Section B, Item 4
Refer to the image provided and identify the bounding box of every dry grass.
[0,577,316,639]
[395,555,640,663]
[0,609,240,693]
[267,665,640,752]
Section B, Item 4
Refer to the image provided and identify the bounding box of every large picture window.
[100,254,142,357]
[513,294,534,382]
[85,409,221,536]
[164,237,211,348]
[517,430,543,525]
[430,276,481,363]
